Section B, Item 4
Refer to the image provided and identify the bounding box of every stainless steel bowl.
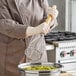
[18,62,62,76]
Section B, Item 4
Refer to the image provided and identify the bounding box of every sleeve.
[42,0,49,15]
[42,0,49,8]
[0,1,28,39]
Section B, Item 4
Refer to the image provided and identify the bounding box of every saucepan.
[18,62,62,76]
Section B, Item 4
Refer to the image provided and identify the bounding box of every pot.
[18,62,62,76]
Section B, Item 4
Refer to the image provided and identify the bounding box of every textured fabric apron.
[0,0,57,76]
[0,0,48,76]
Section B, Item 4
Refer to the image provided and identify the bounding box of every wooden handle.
[45,5,57,25]
[45,15,52,24]
[52,5,57,9]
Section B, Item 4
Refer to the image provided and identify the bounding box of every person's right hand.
[26,22,50,37]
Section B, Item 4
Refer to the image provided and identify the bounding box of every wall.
[48,0,65,31]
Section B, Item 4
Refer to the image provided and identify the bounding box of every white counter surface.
[67,70,76,76]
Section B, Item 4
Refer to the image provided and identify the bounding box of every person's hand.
[47,5,59,20]
[26,22,50,37]
[35,22,50,35]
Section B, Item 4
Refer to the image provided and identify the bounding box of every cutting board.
[60,72,70,76]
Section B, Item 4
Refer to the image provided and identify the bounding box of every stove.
[45,31,76,42]
[45,31,76,71]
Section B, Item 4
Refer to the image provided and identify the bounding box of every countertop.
[61,70,76,76]
[60,73,70,76]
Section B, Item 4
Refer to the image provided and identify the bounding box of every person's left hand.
[47,5,59,20]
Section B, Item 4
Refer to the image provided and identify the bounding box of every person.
[0,0,58,76]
